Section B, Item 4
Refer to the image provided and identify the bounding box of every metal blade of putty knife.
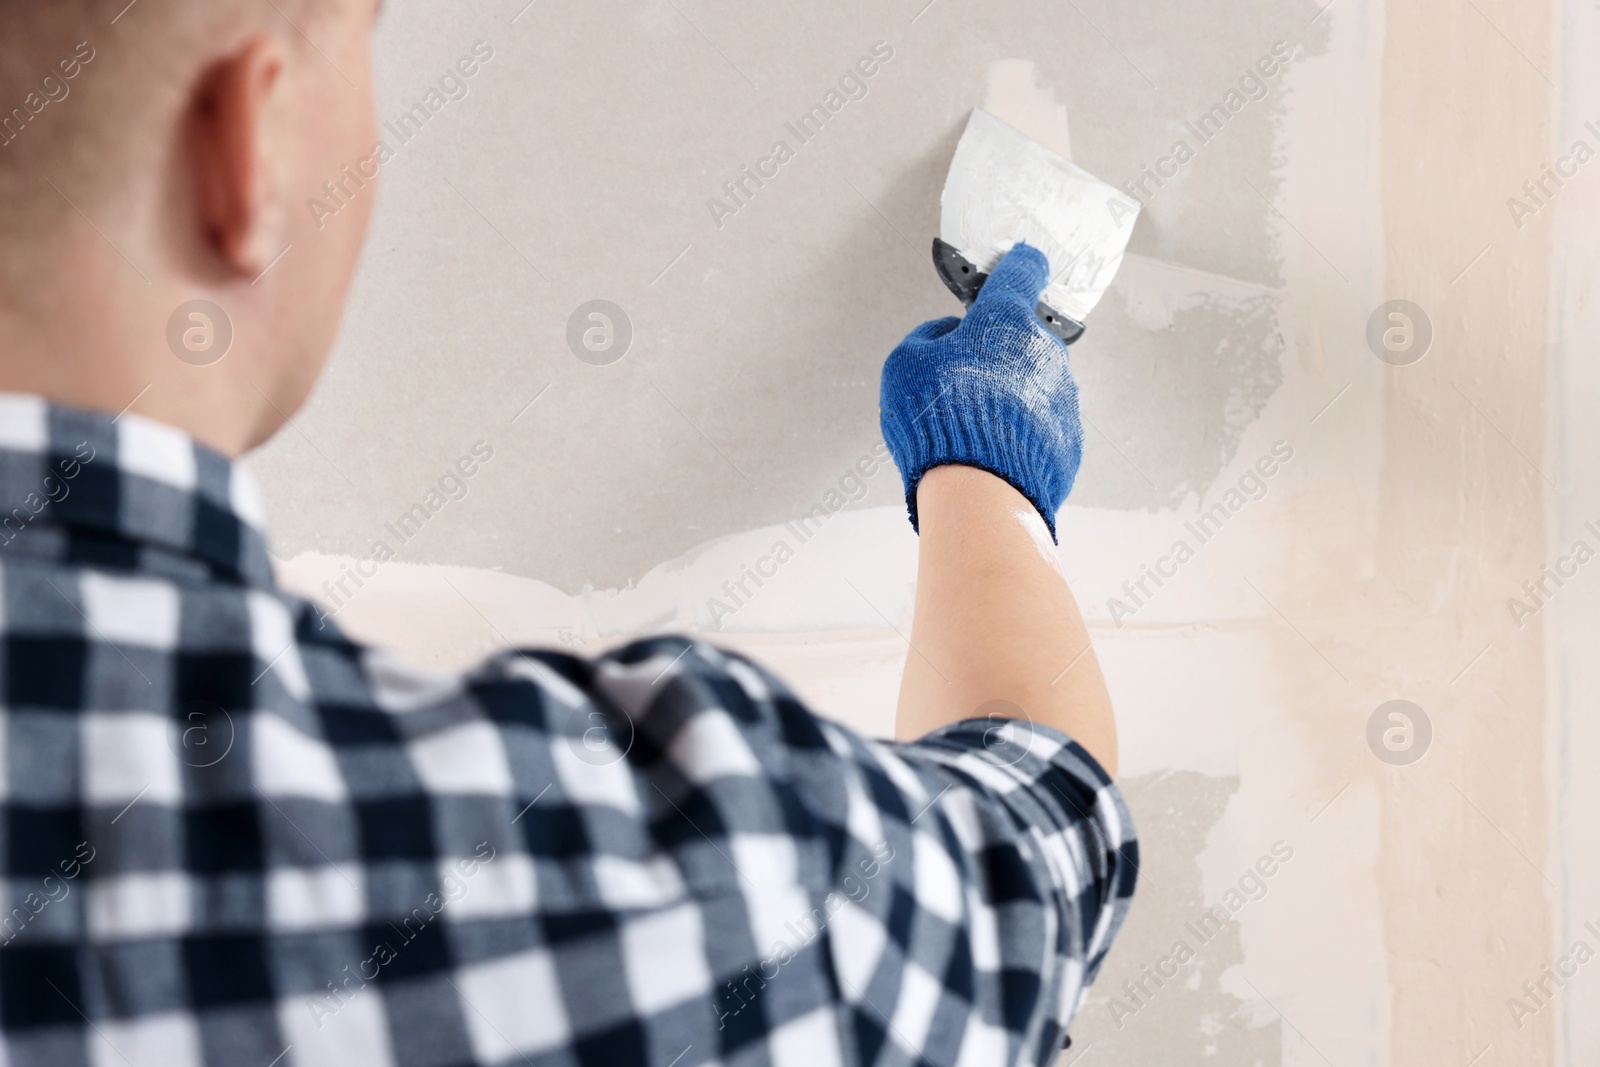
[934,107,1141,345]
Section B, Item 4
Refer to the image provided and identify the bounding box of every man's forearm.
[894,464,1119,776]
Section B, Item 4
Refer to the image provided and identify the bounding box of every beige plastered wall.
[1368,0,1556,1061]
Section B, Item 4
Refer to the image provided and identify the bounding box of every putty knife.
[934,108,1141,345]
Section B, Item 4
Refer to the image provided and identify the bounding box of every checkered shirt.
[0,394,1137,1067]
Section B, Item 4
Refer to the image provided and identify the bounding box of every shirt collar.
[0,393,276,588]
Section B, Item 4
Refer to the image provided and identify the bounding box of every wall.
[252,0,1591,1061]
[1551,0,1600,1059]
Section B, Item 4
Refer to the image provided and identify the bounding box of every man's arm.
[878,241,1118,774]
[895,464,1117,775]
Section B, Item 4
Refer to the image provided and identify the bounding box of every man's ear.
[193,36,287,277]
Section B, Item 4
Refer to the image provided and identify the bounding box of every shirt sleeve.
[567,636,1140,1065]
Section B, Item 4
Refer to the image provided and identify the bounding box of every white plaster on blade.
[940,109,1140,323]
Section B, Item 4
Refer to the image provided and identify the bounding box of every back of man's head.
[0,0,381,456]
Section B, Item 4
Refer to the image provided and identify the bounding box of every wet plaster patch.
[1071,771,1283,1064]
[1071,263,1285,512]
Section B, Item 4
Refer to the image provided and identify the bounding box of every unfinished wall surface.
[251,0,1594,1061]
[254,0,1328,590]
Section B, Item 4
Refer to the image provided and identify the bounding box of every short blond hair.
[0,0,328,250]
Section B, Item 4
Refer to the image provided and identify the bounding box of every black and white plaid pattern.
[0,393,1138,1067]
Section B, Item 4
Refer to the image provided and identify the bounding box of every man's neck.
[0,239,269,458]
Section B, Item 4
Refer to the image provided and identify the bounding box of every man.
[0,2,1136,1064]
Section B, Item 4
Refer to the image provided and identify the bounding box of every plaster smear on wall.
[1071,773,1284,1061]
[1074,258,1285,513]
[983,59,1073,161]
[975,58,1287,518]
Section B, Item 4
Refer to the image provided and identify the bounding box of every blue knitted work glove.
[880,242,1084,541]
